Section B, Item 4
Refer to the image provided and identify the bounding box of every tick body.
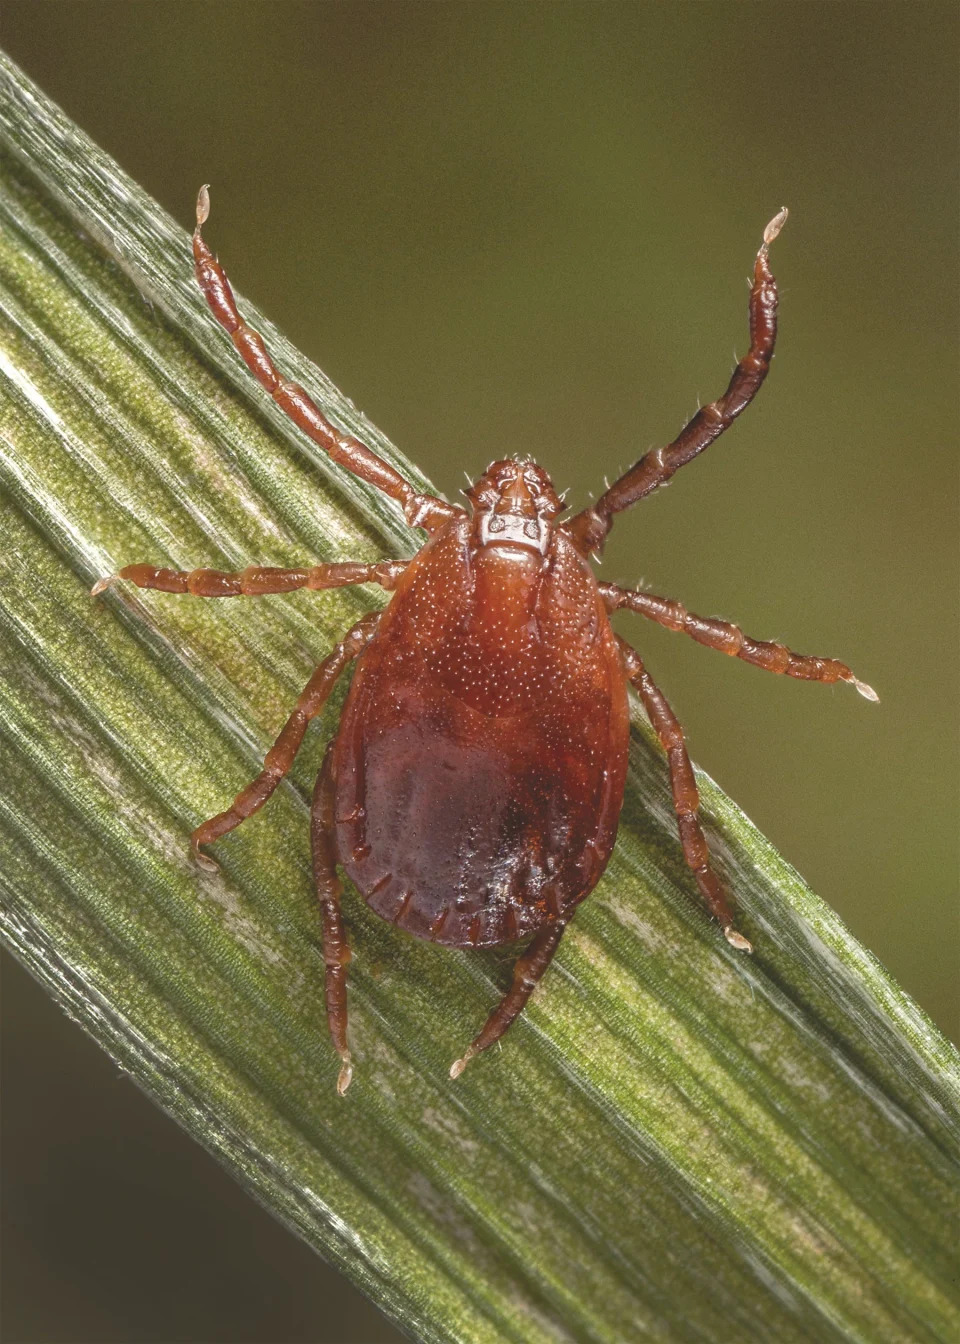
[333,508,630,949]
[95,190,876,1092]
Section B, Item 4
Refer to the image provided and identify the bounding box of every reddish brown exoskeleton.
[94,190,877,1092]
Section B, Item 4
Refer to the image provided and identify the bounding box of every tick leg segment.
[93,559,406,599]
[450,920,568,1079]
[566,210,787,555]
[192,186,461,534]
[616,636,752,951]
[312,747,353,1095]
[601,584,878,701]
[191,613,379,870]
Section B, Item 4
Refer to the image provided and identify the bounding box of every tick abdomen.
[332,520,630,946]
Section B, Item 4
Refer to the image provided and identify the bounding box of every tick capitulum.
[94,191,876,1093]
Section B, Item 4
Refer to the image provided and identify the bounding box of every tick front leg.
[92,559,406,598]
[450,921,568,1080]
[602,584,878,701]
[193,187,461,535]
[191,613,379,870]
[312,747,353,1095]
[566,210,787,554]
[617,636,752,952]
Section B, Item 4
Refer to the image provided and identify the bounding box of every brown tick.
[94,189,877,1092]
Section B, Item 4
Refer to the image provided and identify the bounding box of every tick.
[94,190,877,1092]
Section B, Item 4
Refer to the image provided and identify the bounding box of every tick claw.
[336,1053,353,1095]
[762,207,788,248]
[193,845,219,873]
[723,926,753,953]
[852,677,880,703]
[450,1046,478,1080]
[196,183,210,230]
[91,575,116,597]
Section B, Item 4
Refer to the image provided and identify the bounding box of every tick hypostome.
[94,190,877,1093]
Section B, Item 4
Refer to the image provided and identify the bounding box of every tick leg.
[92,559,406,599]
[601,583,878,701]
[565,210,787,555]
[616,636,752,952]
[192,187,461,534]
[450,921,567,1079]
[312,747,353,1095]
[191,613,378,870]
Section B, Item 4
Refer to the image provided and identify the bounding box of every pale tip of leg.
[90,575,116,597]
[852,677,880,703]
[724,926,753,954]
[763,207,788,247]
[193,845,219,873]
[196,184,210,230]
[336,1054,353,1096]
[449,1047,477,1080]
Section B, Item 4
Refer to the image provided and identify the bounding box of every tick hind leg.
[617,636,751,952]
[450,920,568,1080]
[312,747,353,1095]
[191,613,378,870]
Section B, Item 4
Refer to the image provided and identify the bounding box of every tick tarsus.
[192,840,220,874]
[762,206,788,249]
[336,1052,353,1096]
[102,199,875,1090]
[724,926,753,953]
[449,1047,477,1080]
[196,181,211,230]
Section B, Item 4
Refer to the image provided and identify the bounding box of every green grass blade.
[1,51,957,1344]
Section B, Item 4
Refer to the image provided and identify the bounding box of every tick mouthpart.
[495,473,537,516]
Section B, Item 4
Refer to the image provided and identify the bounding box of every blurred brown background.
[2,3,957,1342]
